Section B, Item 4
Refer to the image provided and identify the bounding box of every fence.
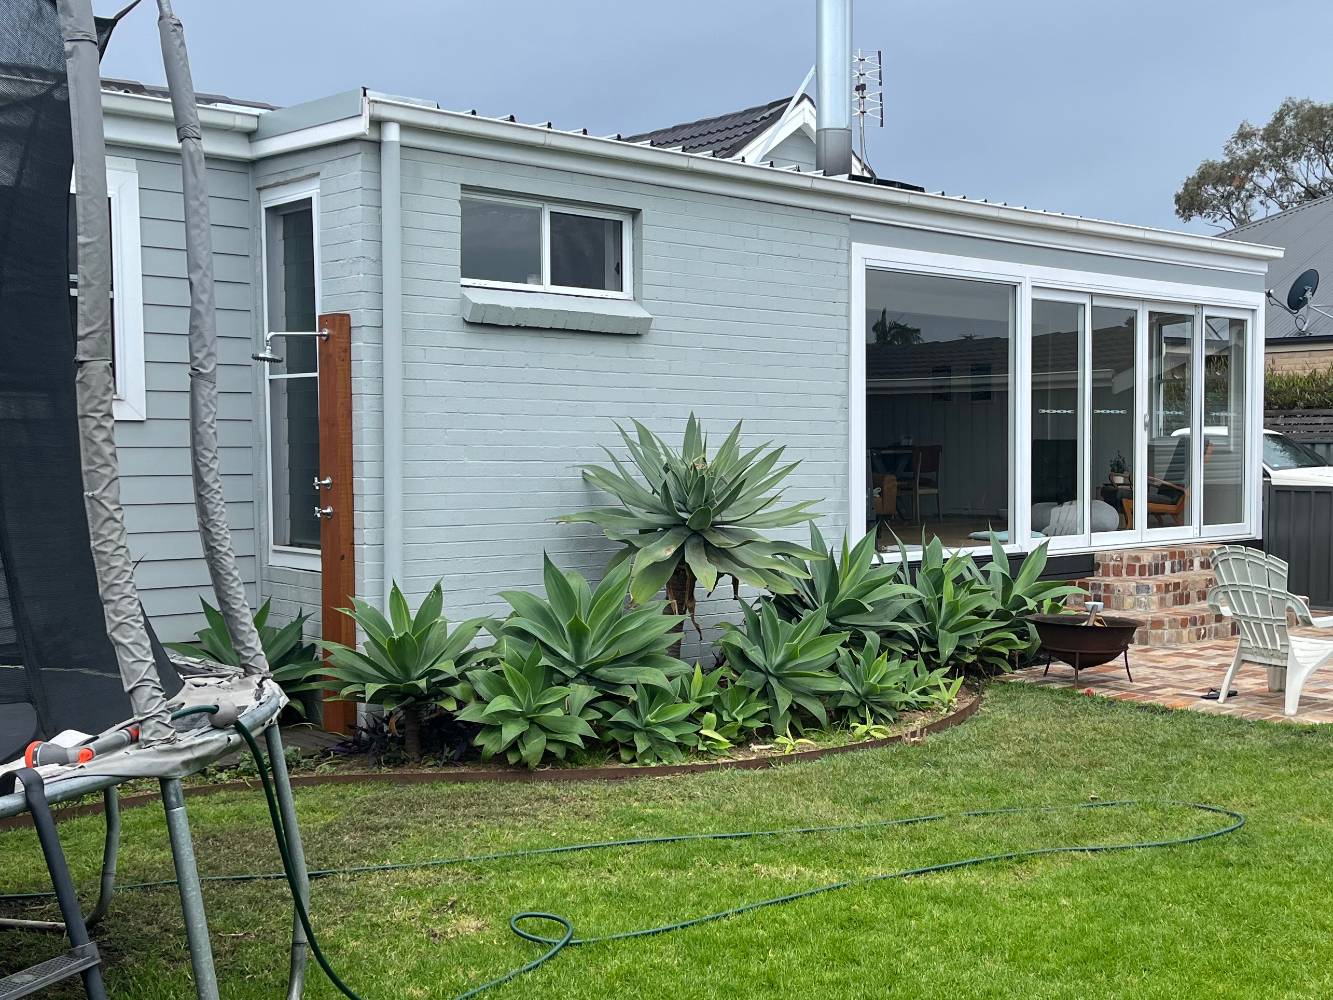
[1263,481,1333,609]
[1265,409,1333,463]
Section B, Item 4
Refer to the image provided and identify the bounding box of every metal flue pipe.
[59,0,172,741]
[814,0,853,175]
[154,0,268,677]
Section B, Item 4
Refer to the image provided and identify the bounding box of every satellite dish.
[1288,268,1320,312]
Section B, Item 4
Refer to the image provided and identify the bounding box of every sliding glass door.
[1143,307,1196,538]
[1089,301,1138,543]
[1201,313,1249,530]
[1030,295,1087,546]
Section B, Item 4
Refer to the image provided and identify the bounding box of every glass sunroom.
[849,240,1267,557]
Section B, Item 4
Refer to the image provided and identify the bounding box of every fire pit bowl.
[1026,613,1138,681]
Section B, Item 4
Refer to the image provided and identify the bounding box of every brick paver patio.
[1005,632,1333,724]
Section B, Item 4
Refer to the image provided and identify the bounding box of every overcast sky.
[100,0,1333,234]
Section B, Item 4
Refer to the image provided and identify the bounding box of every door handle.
[313,476,333,491]
[314,506,334,519]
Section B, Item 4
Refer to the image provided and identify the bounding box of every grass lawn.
[4,682,1333,999]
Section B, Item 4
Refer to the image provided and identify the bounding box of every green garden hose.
[226,724,1247,1000]
[2,715,1247,998]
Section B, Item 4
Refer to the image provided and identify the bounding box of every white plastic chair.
[1208,545,1333,716]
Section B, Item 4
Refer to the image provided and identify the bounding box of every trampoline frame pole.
[161,778,220,1000]
[85,786,120,928]
[265,725,311,1000]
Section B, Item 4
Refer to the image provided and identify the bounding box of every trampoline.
[0,2,310,997]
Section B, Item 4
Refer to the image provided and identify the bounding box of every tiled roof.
[622,96,799,157]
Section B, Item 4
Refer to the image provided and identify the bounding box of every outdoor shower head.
[252,328,327,365]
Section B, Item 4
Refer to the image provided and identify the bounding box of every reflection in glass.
[550,212,623,291]
[1147,310,1194,527]
[1202,316,1246,525]
[864,269,1013,549]
[1030,300,1083,539]
[1090,304,1136,534]
[460,198,541,285]
[270,377,320,550]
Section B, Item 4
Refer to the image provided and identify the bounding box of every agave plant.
[298,582,492,759]
[167,599,323,713]
[772,524,920,644]
[979,535,1085,658]
[890,536,1027,676]
[834,632,962,725]
[457,644,600,768]
[557,414,822,631]
[496,554,688,698]
[719,602,849,734]
[603,684,700,764]
[671,663,769,752]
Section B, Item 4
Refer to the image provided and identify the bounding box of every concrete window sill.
[461,286,653,336]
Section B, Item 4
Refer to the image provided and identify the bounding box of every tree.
[1175,98,1333,230]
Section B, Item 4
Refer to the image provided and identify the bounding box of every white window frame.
[71,158,146,421]
[459,191,634,300]
[850,242,1265,560]
[260,177,322,572]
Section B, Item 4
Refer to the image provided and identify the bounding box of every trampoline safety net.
[0,0,177,758]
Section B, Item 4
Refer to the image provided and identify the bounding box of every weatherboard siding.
[108,145,260,643]
[381,146,851,654]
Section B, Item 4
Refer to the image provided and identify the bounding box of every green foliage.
[603,684,701,763]
[672,663,769,752]
[980,535,1085,657]
[772,523,919,643]
[457,644,599,768]
[1266,365,1333,411]
[167,597,321,674]
[166,598,322,714]
[719,602,849,734]
[1175,97,1333,228]
[886,536,1028,676]
[305,581,492,715]
[557,413,821,605]
[496,554,688,697]
[834,633,962,725]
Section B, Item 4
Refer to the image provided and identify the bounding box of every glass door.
[1201,312,1249,532]
[1030,294,1088,548]
[1089,299,1139,544]
[1144,306,1196,540]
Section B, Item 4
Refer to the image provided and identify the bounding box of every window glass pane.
[1090,304,1136,534]
[549,212,623,291]
[864,269,1013,550]
[461,197,541,285]
[1202,316,1246,525]
[270,376,320,550]
[1031,299,1084,539]
[265,202,317,375]
[1263,432,1325,470]
[1147,310,1194,528]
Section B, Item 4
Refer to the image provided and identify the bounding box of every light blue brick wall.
[253,141,383,635]
[379,147,851,656]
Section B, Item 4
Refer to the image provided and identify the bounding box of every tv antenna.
[852,48,884,166]
[1266,268,1333,333]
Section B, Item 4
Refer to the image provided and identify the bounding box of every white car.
[1263,429,1333,486]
